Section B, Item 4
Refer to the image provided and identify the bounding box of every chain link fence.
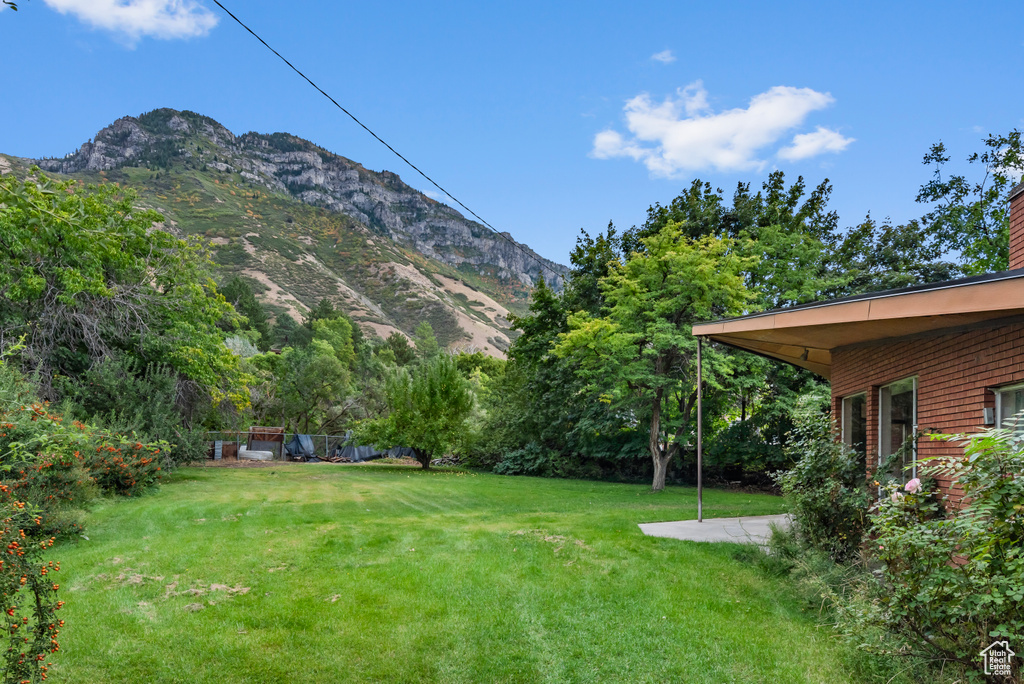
[204,431,350,461]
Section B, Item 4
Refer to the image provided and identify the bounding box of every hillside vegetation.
[3,108,567,355]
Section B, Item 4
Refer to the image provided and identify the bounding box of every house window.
[841,393,867,471]
[996,383,1024,435]
[879,377,917,481]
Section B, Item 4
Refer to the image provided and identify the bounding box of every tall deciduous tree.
[555,223,751,491]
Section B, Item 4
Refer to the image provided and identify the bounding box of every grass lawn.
[50,463,864,683]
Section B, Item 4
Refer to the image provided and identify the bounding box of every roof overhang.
[692,270,1024,379]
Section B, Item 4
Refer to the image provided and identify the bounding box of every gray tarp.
[335,445,383,462]
[285,433,316,461]
[330,431,419,462]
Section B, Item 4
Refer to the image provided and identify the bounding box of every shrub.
[0,488,64,684]
[87,437,164,497]
[61,354,207,466]
[487,442,607,480]
[864,427,1024,679]
[2,361,166,522]
[774,392,871,562]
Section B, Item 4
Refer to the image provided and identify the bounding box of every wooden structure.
[247,426,285,460]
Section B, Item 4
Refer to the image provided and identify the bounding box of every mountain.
[6,108,567,356]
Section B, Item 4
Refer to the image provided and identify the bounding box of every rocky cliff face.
[37,109,565,290]
[23,108,568,357]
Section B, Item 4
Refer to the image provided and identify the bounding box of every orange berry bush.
[0,362,167,682]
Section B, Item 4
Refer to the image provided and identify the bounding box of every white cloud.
[42,0,218,42]
[591,80,850,176]
[778,126,854,161]
[650,50,676,64]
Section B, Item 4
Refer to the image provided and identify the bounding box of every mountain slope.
[6,108,567,356]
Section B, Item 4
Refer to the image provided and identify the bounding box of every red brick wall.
[1009,182,1024,270]
[831,321,1024,495]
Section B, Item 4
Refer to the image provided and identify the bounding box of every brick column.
[1009,182,1024,270]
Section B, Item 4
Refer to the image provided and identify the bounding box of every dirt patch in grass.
[510,529,593,553]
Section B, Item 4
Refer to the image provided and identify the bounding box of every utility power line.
[209,0,561,282]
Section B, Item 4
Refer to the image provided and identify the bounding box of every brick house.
[692,182,1024,495]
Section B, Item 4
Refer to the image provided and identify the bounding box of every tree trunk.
[651,452,670,492]
[649,390,669,492]
[416,449,430,470]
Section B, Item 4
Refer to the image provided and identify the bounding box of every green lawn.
[50,464,861,683]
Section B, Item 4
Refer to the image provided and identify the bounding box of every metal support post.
[697,338,703,523]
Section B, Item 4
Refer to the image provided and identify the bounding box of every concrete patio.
[638,514,791,545]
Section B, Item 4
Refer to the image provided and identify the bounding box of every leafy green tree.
[454,351,505,380]
[358,355,473,469]
[312,316,356,367]
[916,130,1022,274]
[562,222,624,316]
[472,278,625,474]
[256,340,352,434]
[61,354,208,464]
[270,313,299,348]
[305,298,340,325]
[381,331,417,366]
[249,311,360,434]
[413,320,440,360]
[219,276,271,350]
[556,224,751,491]
[0,170,247,407]
[824,216,963,296]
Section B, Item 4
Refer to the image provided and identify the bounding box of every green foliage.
[628,173,840,308]
[269,313,298,349]
[825,216,964,296]
[916,130,1023,275]
[304,298,341,326]
[358,355,474,469]
[0,171,248,408]
[466,275,643,477]
[556,223,751,491]
[453,351,504,380]
[492,443,603,479]
[1,362,167,512]
[253,341,351,435]
[59,354,207,466]
[219,276,271,351]
[0,358,167,684]
[774,391,871,562]
[380,332,416,367]
[412,321,440,360]
[312,317,356,367]
[0,490,63,684]
[862,427,1024,677]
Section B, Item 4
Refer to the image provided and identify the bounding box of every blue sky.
[2,1,1022,265]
